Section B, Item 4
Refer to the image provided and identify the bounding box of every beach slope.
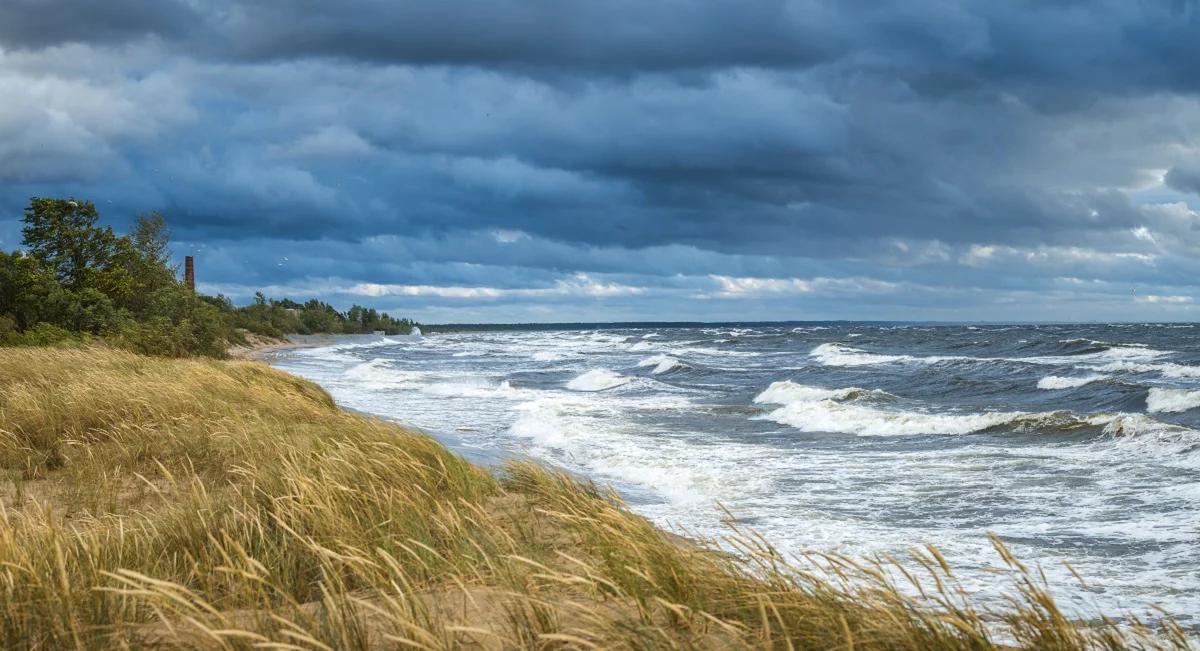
[0,346,1185,649]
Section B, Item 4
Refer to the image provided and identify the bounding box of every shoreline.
[226,332,380,361]
[0,345,1188,648]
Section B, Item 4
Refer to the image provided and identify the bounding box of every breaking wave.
[1146,388,1200,414]
[1037,374,1107,390]
[567,369,631,391]
[637,354,686,374]
[1089,360,1200,379]
[754,379,1198,441]
[343,359,427,388]
[754,380,886,404]
[809,343,916,366]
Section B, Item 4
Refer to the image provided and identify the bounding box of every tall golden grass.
[0,346,1188,649]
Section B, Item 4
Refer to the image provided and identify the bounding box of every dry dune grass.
[0,346,1188,649]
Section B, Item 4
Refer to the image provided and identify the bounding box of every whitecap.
[637,354,685,374]
[422,379,532,400]
[566,369,631,391]
[809,343,913,366]
[753,380,879,405]
[343,359,426,388]
[1037,375,1107,390]
[1146,388,1200,414]
[760,400,1027,437]
[1088,360,1200,379]
[296,346,358,363]
[1093,414,1200,450]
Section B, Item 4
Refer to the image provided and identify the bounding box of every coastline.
[226,333,330,360]
[227,332,386,361]
[0,345,1186,649]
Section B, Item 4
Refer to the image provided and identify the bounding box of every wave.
[421,379,532,400]
[809,341,1182,376]
[637,354,686,374]
[760,399,1033,437]
[1037,374,1107,390]
[754,380,1199,441]
[343,359,427,388]
[567,369,631,391]
[754,380,885,404]
[1095,414,1200,453]
[297,346,358,363]
[532,350,568,362]
[508,398,573,447]
[1088,360,1200,379]
[809,343,916,366]
[1146,388,1200,414]
[753,380,1023,436]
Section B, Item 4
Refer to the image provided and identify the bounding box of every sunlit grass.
[0,346,1188,649]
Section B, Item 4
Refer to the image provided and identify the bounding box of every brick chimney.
[184,256,195,291]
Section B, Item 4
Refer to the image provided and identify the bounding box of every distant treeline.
[0,197,417,357]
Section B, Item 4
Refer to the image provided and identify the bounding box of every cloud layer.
[2,1,1199,322]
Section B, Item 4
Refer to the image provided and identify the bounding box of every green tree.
[131,212,171,268]
[0,250,57,330]
[21,198,117,290]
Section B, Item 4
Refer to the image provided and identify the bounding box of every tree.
[131,212,172,269]
[0,250,57,330]
[21,198,117,290]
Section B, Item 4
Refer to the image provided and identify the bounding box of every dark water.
[273,323,1200,626]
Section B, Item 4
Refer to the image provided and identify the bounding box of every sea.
[271,323,1200,628]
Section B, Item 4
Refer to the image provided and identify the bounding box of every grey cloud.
[0,0,198,50]
[1165,165,1200,196]
[2,1,1200,321]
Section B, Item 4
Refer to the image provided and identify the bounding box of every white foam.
[809,343,912,366]
[1088,360,1200,379]
[532,350,567,362]
[297,346,359,363]
[1094,414,1200,452]
[1037,375,1107,390]
[1146,388,1200,413]
[566,369,631,391]
[637,354,685,374]
[1088,345,1165,361]
[343,359,427,388]
[753,380,875,405]
[421,379,532,400]
[508,399,571,447]
[761,400,1026,437]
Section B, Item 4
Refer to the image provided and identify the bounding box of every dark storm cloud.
[1166,165,1200,196]
[0,0,199,49]
[214,0,842,73]
[1,0,1199,320]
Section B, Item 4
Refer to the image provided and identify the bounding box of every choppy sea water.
[272,323,1200,627]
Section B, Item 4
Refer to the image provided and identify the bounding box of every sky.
[1,1,1199,323]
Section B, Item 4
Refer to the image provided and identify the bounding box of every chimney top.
[184,256,195,291]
